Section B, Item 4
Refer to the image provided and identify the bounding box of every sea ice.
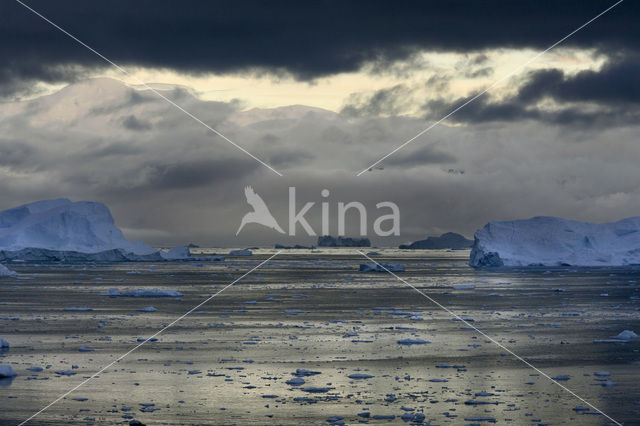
[359,263,405,272]
[106,288,183,298]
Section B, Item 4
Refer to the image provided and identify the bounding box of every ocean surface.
[1,249,639,425]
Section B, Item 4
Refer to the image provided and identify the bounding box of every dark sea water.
[1,250,639,425]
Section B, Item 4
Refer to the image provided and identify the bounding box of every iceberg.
[0,264,16,277]
[399,232,472,250]
[0,199,160,261]
[161,245,191,260]
[470,216,640,267]
[0,199,156,254]
[317,236,371,247]
[0,199,200,262]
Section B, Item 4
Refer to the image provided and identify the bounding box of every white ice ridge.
[470,216,640,267]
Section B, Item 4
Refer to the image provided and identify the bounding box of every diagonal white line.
[14,0,284,177]
[19,251,282,426]
[356,0,624,176]
[357,251,622,425]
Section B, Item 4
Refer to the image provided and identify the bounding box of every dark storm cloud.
[340,85,412,117]
[122,115,152,131]
[516,54,640,105]
[1,0,637,90]
[142,158,260,190]
[423,54,640,126]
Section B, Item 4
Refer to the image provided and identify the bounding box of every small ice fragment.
[612,330,637,341]
[0,365,16,377]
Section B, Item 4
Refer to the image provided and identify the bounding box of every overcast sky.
[1,0,639,247]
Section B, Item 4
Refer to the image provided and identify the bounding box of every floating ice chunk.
[348,373,373,379]
[229,249,252,256]
[612,330,637,341]
[27,366,43,372]
[552,374,570,381]
[106,289,182,298]
[292,369,321,377]
[301,387,333,393]
[359,263,405,273]
[0,338,9,348]
[286,377,305,386]
[397,338,429,346]
[64,307,93,311]
[137,306,158,312]
[401,413,426,423]
[78,346,94,352]
[453,285,474,290]
[0,365,16,377]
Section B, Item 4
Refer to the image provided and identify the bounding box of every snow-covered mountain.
[470,216,640,267]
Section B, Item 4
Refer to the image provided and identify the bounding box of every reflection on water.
[0,250,638,424]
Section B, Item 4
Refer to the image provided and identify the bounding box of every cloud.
[1,77,640,249]
[2,0,638,89]
[422,54,640,127]
[516,54,640,105]
[382,145,457,168]
[340,85,413,117]
[122,115,152,131]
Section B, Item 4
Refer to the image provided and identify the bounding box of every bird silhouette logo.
[236,186,286,235]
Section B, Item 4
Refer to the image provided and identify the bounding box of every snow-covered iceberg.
[0,198,159,261]
[160,245,191,260]
[0,199,199,262]
[0,264,16,277]
[470,216,640,267]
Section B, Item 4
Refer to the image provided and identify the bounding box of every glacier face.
[0,198,157,258]
[470,216,640,267]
